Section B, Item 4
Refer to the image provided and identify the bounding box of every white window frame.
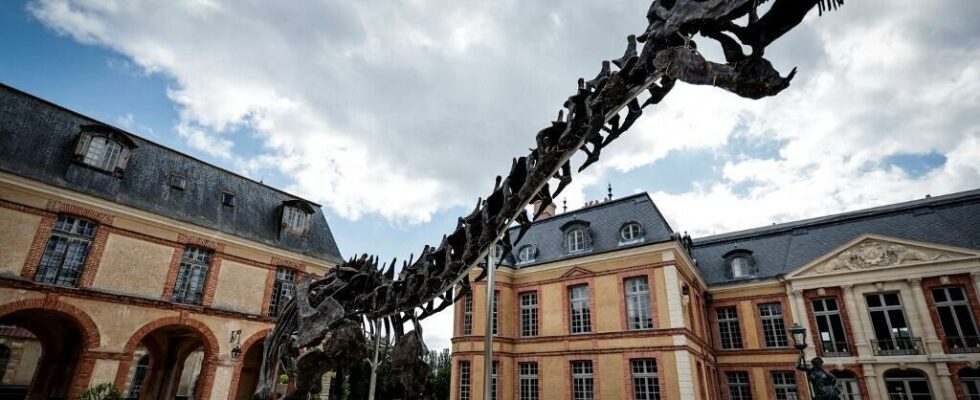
[625,277,653,330]
[82,136,123,172]
[569,285,592,334]
[566,228,586,253]
[620,222,643,244]
[517,245,536,264]
[520,291,539,337]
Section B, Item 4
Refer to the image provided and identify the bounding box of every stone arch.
[0,297,102,399]
[0,298,101,348]
[115,315,220,400]
[228,328,271,400]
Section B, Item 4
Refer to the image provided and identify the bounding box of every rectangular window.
[630,359,660,400]
[170,172,187,190]
[569,285,592,334]
[866,292,919,355]
[458,361,470,400]
[172,246,211,305]
[462,293,473,335]
[221,191,235,207]
[759,303,789,348]
[491,361,498,400]
[519,362,539,400]
[771,371,799,400]
[492,290,499,336]
[625,277,653,330]
[726,371,752,400]
[571,360,594,400]
[717,307,743,349]
[268,267,296,317]
[811,298,850,356]
[520,292,539,337]
[35,215,97,287]
[932,286,980,353]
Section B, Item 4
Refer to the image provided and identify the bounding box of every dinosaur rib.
[255,1,839,398]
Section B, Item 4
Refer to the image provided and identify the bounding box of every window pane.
[626,277,653,330]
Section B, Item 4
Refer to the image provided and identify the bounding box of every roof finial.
[607,182,613,200]
[563,198,568,213]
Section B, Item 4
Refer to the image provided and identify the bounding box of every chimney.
[532,200,557,221]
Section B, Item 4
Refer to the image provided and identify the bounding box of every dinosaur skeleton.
[255,1,844,398]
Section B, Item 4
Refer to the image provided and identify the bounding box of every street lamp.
[790,323,807,352]
[791,323,838,400]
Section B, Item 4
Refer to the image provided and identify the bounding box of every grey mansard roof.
[501,193,676,268]
[0,84,343,263]
[691,189,980,286]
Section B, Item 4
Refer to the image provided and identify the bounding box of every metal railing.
[946,336,980,353]
[870,337,924,356]
[819,341,851,357]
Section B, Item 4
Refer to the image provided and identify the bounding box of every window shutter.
[115,146,131,174]
[74,132,92,160]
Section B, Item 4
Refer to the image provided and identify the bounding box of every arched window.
[961,368,980,400]
[832,370,862,400]
[73,126,136,175]
[517,245,537,264]
[127,355,150,399]
[566,228,586,253]
[620,222,643,244]
[884,369,933,400]
[0,344,10,382]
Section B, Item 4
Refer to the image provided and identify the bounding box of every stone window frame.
[518,291,539,337]
[758,302,790,348]
[619,221,645,245]
[517,360,539,400]
[722,369,753,400]
[922,275,980,354]
[517,245,537,264]
[560,220,593,255]
[713,304,745,350]
[803,287,858,358]
[768,369,802,400]
[623,275,654,331]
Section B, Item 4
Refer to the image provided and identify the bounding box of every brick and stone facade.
[0,84,342,399]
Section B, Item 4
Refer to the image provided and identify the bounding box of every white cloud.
[26,0,980,347]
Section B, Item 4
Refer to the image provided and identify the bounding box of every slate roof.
[0,84,343,263]
[691,189,980,286]
[501,193,675,268]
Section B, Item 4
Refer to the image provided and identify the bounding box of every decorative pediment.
[561,266,594,279]
[789,235,977,278]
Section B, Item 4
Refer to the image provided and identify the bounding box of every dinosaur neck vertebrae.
[255,1,842,399]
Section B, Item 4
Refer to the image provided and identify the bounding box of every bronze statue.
[255,1,847,398]
[797,356,840,400]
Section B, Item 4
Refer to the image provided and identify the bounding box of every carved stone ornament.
[811,240,949,275]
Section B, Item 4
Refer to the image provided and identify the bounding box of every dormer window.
[723,249,756,279]
[620,222,643,244]
[517,245,537,264]
[170,173,187,190]
[221,192,236,207]
[560,220,592,254]
[567,228,586,253]
[84,136,122,170]
[72,125,137,175]
[281,200,315,237]
[731,256,750,278]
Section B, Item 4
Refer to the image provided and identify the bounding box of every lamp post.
[791,323,839,400]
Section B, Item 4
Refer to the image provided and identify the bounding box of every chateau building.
[452,190,980,399]
[0,84,343,399]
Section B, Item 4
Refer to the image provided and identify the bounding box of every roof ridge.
[0,82,322,207]
[507,192,649,231]
[693,188,980,244]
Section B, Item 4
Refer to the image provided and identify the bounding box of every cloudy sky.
[2,0,978,349]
